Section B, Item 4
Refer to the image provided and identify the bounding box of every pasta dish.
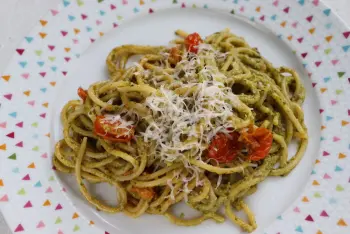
[53,29,308,233]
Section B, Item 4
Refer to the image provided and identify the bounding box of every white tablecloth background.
[1,0,349,233]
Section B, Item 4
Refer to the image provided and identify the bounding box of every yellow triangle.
[64,47,71,52]
[320,88,327,93]
[309,28,315,34]
[342,120,349,126]
[316,230,323,234]
[89,220,95,225]
[40,20,48,26]
[337,218,347,226]
[0,144,6,150]
[23,90,31,96]
[140,0,145,5]
[280,21,286,27]
[74,28,80,35]
[256,6,261,12]
[1,75,11,82]
[302,196,309,202]
[42,102,49,108]
[72,212,79,219]
[43,199,51,206]
[325,35,333,42]
[99,32,104,37]
[321,125,326,130]
[315,159,320,164]
[0,179,3,187]
[45,133,50,138]
[287,35,293,41]
[338,153,346,159]
[39,32,47,39]
[50,81,56,87]
[312,180,320,186]
[28,162,36,168]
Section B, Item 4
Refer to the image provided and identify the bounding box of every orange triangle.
[0,144,6,150]
[0,179,3,187]
[312,180,320,186]
[321,125,326,130]
[280,21,287,27]
[99,32,104,37]
[302,196,309,202]
[140,0,145,5]
[50,81,56,86]
[315,159,320,164]
[287,35,293,41]
[64,47,71,52]
[74,28,80,35]
[42,102,49,108]
[72,212,79,219]
[339,153,346,159]
[23,90,31,96]
[1,75,11,82]
[39,32,47,39]
[342,120,349,126]
[40,20,48,26]
[28,162,36,168]
[325,35,333,42]
[337,218,347,226]
[256,6,261,12]
[89,220,95,225]
[320,88,327,93]
[43,199,51,206]
[316,230,323,234]
[45,133,50,138]
[309,28,315,34]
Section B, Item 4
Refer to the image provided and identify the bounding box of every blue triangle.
[19,61,27,68]
[329,197,337,204]
[133,7,139,13]
[277,34,283,39]
[25,37,33,43]
[9,112,17,118]
[86,26,92,32]
[320,136,325,141]
[34,181,42,187]
[63,0,70,7]
[40,88,47,93]
[100,10,106,16]
[37,61,44,67]
[68,15,76,21]
[12,167,20,173]
[75,54,80,58]
[295,226,303,233]
[51,66,57,72]
[32,134,39,139]
[203,4,208,8]
[325,23,332,29]
[298,0,305,5]
[276,215,282,220]
[233,0,239,4]
[311,169,316,174]
[323,9,331,16]
[326,116,333,121]
[250,17,255,22]
[323,77,331,82]
[335,165,343,172]
[271,15,277,21]
[303,63,307,68]
[342,45,350,52]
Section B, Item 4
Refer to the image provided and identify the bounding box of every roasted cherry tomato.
[169,47,181,64]
[184,32,203,53]
[240,127,273,161]
[207,132,242,163]
[130,187,155,200]
[94,115,134,142]
[77,87,88,102]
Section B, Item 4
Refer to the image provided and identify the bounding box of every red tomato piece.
[184,32,203,53]
[130,187,155,200]
[77,87,88,102]
[94,115,135,142]
[207,132,241,163]
[240,127,273,161]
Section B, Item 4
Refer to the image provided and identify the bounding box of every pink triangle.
[40,113,46,118]
[4,94,12,100]
[306,15,313,22]
[293,207,300,213]
[28,100,35,106]
[39,72,46,77]
[312,83,317,87]
[323,151,329,156]
[113,23,118,28]
[90,38,95,43]
[61,31,68,36]
[344,31,350,39]
[0,194,9,202]
[323,173,331,179]
[22,174,30,181]
[313,0,319,6]
[305,215,314,222]
[46,187,53,193]
[58,230,64,234]
[41,153,48,158]
[260,15,265,21]
[331,100,337,105]
[36,221,45,228]
[21,73,29,79]
[315,61,322,67]
[122,0,128,4]
[16,122,23,128]
[6,132,14,138]
[331,59,339,65]
[273,0,279,6]
[16,141,23,147]
[320,210,329,217]
[297,37,304,43]
[96,20,102,25]
[73,39,79,44]
[240,6,244,12]
[319,109,324,113]
[51,9,59,16]
[48,45,55,51]
[181,3,186,8]
[24,201,32,208]
[64,57,71,62]
[14,224,24,232]
[292,22,298,28]
[283,7,289,13]
[81,14,88,20]
[16,49,25,55]
[301,52,308,58]
[55,204,63,210]
[313,45,320,51]
[110,4,116,10]
[333,136,340,142]
[62,71,67,76]
[0,122,6,128]
[62,187,67,192]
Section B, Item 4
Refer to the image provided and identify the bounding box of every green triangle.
[151,0,156,2]
[73,225,80,232]
[173,0,177,3]
[117,16,123,20]
[35,50,42,56]
[337,72,345,78]
[231,9,235,14]
[336,185,344,191]
[32,146,39,151]
[76,0,84,6]
[192,4,196,8]
[98,0,104,2]
[314,192,322,198]
[48,56,56,62]
[49,176,55,181]
[31,122,38,127]
[336,89,343,95]
[324,48,332,54]
[17,188,26,195]
[55,217,62,224]
[8,153,17,160]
